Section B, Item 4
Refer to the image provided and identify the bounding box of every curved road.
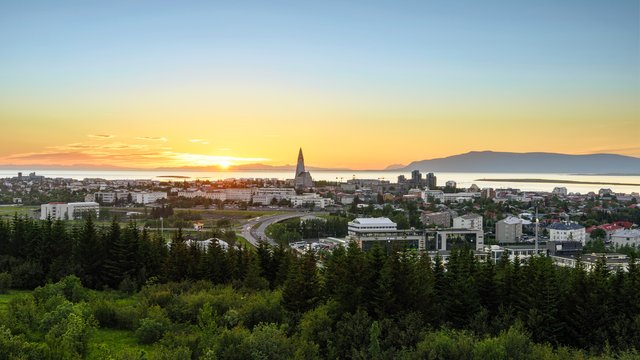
[239,212,326,246]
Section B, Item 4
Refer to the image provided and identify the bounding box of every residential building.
[445,180,457,189]
[496,216,524,243]
[224,188,253,202]
[547,222,586,244]
[442,192,477,203]
[290,193,333,208]
[252,188,296,205]
[426,172,437,189]
[420,211,451,228]
[411,170,422,186]
[610,229,640,247]
[135,192,167,205]
[453,214,483,231]
[551,253,632,272]
[41,202,100,220]
[552,187,568,196]
[422,189,444,202]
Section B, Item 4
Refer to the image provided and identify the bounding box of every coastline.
[476,178,640,187]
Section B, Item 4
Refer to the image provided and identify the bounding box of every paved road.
[240,212,326,246]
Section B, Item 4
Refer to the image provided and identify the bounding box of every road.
[239,212,326,246]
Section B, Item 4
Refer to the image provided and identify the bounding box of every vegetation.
[0,216,639,358]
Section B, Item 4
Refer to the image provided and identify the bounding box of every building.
[224,188,253,202]
[294,148,314,189]
[348,217,424,251]
[86,191,116,204]
[411,170,422,186]
[488,244,547,263]
[41,202,100,220]
[425,228,484,252]
[552,187,568,196]
[442,192,477,203]
[468,184,481,193]
[547,222,586,244]
[481,188,496,199]
[422,189,444,202]
[420,211,451,228]
[453,214,483,231]
[426,172,437,189]
[290,193,333,208]
[445,180,457,189]
[610,229,640,247]
[252,188,296,205]
[552,253,632,272]
[546,240,583,257]
[134,192,168,205]
[496,216,524,243]
[348,217,397,234]
[177,191,227,201]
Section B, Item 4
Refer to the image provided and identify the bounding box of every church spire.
[295,148,305,176]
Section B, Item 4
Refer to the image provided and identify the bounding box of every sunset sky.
[1,0,638,170]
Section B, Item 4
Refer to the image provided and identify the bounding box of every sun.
[217,160,231,170]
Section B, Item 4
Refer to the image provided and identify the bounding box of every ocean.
[2,169,639,194]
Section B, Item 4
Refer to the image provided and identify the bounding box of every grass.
[0,290,32,314]
[87,329,159,359]
[236,235,256,251]
[0,205,38,218]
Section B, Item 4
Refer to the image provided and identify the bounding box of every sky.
[0,0,638,170]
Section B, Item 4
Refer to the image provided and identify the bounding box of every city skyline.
[1,1,638,170]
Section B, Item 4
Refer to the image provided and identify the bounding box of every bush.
[0,272,11,293]
[136,318,169,344]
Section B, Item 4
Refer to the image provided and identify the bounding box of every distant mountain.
[400,151,640,173]
[384,163,406,170]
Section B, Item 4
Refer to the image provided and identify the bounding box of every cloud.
[88,134,114,139]
[136,136,167,141]
[190,139,210,145]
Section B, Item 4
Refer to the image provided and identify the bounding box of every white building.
[290,193,334,209]
[41,202,100,220]
[177,191,227,201]
[547,222,586,244]
[348,217,397,235]
[453,214,483,231]
[422,189,444,202]
[610,229,640,247]
[224,188,253,202]
[552,187,568,196]
[442,192,477,203]
[134,192,167,205]
[252,188,296,205]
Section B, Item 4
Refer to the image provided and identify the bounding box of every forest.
[0,215,639,359]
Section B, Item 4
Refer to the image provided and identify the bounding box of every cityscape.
[1,1,639,359]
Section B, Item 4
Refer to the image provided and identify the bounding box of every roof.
[458,213,482,220]
[350,217,396,226]
[499,216,523,225]
[611,229,640,238]
[547,222,585,231]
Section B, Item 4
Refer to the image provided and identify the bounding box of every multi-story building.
[422,189,444,202]
[442,192,477,203]
[425,228,484,252]
[426,172,437,189]
[610,229,640,247]
[547,222,586,244]
[41,202,100,220]
[453,214,483,231]
[134,192,168,205]
[496,216,524,243]
[420,211,451,228]
[445,180,457,189]
[552,187,568,196]
[348,217,424,251]
[411,170,422,186]
[85,191,116,204]
[224,188,253,202]
[252,188,296,205]
[290,193,334,208]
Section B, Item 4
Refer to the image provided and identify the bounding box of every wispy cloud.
[136,136,167,142]
[88,134,114,139]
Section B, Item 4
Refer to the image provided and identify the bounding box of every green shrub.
[0,272,11,293]
[136,318,169,344]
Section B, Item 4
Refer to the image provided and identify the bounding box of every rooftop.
[547,222,585,231]
[349,217,396,226]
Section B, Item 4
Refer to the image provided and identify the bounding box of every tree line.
[0,215,639,357]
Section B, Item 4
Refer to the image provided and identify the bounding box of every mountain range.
[395,151,640,174]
